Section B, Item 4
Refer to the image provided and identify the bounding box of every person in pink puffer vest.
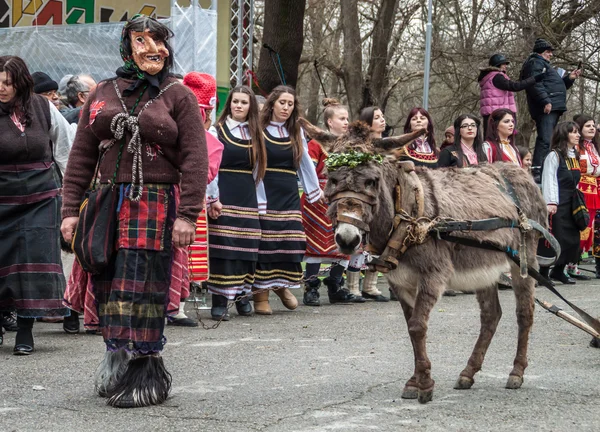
[478,53,543,136]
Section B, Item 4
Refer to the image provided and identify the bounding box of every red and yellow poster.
[1,0,172,27]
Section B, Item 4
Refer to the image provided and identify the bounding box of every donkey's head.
[300,118,425,254]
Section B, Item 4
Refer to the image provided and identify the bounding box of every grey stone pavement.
[1,262,599,431]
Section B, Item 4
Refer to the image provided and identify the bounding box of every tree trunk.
[306,1,325,124]
[340,0,365,119]
[364,0,399,109]
[257,0,307,93]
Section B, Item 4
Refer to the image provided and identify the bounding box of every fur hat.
[533,38,553,54]
[183,72,217,109]
[32,72,58,94]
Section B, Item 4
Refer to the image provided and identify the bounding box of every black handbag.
[572,188,590,231]
[72,183,119,274]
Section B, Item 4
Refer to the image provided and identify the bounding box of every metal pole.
[236,0,244,86]
[422,0,433,110]
[248,0,254,79]
[192,0,199,72]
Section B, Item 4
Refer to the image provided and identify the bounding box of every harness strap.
[440,233,600,334]
[337,214,371,233]
[330,191,377,206]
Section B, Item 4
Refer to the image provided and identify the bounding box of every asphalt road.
[1,266,599,432]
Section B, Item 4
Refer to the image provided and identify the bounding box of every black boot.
[14,317,34,355]
[234,293,253,316]
[550,265,576,285]
[324,276,365,304]
[595,258,600,279]
[303,278,321,306]
[1,312,18,332]
[63,310,81,334]
[210,294,230,321]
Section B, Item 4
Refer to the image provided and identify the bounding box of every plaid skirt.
[93,184,177,354]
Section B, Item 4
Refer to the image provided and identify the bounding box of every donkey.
[300,119,547,404]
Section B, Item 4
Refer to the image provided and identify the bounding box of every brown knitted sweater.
[61,76,208,222]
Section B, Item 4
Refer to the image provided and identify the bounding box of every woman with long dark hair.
[567,114,600,279]
[0,56,74,352]
[482,108,521,165]
[205,86,267,320]
[60,15,208,407]
[541,121,582,284]
[354,106,397,301]
[439,114,487,167]
[252,85,320,314]
[396,107,438,167]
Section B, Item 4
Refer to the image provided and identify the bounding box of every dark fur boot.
[107,354,172,408]
[95,350,131,397]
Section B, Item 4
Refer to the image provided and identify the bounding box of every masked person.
[60,15,208,408]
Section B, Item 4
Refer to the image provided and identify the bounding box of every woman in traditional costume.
[205,86,267,320]
[392,107,439,168]
[567,114,600,279]
[0,56,73,352]
[251,85,321,314]
[541,121,582,285]
[60,15,208,408]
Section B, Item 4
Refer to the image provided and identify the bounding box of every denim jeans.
[532,111,561,168]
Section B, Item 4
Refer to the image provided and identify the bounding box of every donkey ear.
[372,128,427,151]
[298,117,338,149]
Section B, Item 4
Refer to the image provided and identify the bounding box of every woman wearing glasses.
[438,114,488,167]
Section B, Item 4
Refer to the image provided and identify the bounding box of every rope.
[111,81,178,201]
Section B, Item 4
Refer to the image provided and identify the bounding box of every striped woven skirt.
[301,179,348,263]
[92,183,176,354]
[0,162,68,318]
[254,169,306,290]
[188,209,209,283]
[207,170,261,299]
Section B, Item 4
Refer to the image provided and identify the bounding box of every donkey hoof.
[401,385,419,399]
[454,376,474,390]
[505,375,523,389]
[418,388,434,404]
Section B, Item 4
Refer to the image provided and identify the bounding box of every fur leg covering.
[106,354,172,408]
[95,350,131,398]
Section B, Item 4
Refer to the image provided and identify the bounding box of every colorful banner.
[0,0,172,27]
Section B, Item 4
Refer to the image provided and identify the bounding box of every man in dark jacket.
[520,38,581,178]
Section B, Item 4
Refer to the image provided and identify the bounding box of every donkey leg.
[455,285,502,390]
[395,290,418,399]
[407,283,439,404]
[506,266,535,390]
